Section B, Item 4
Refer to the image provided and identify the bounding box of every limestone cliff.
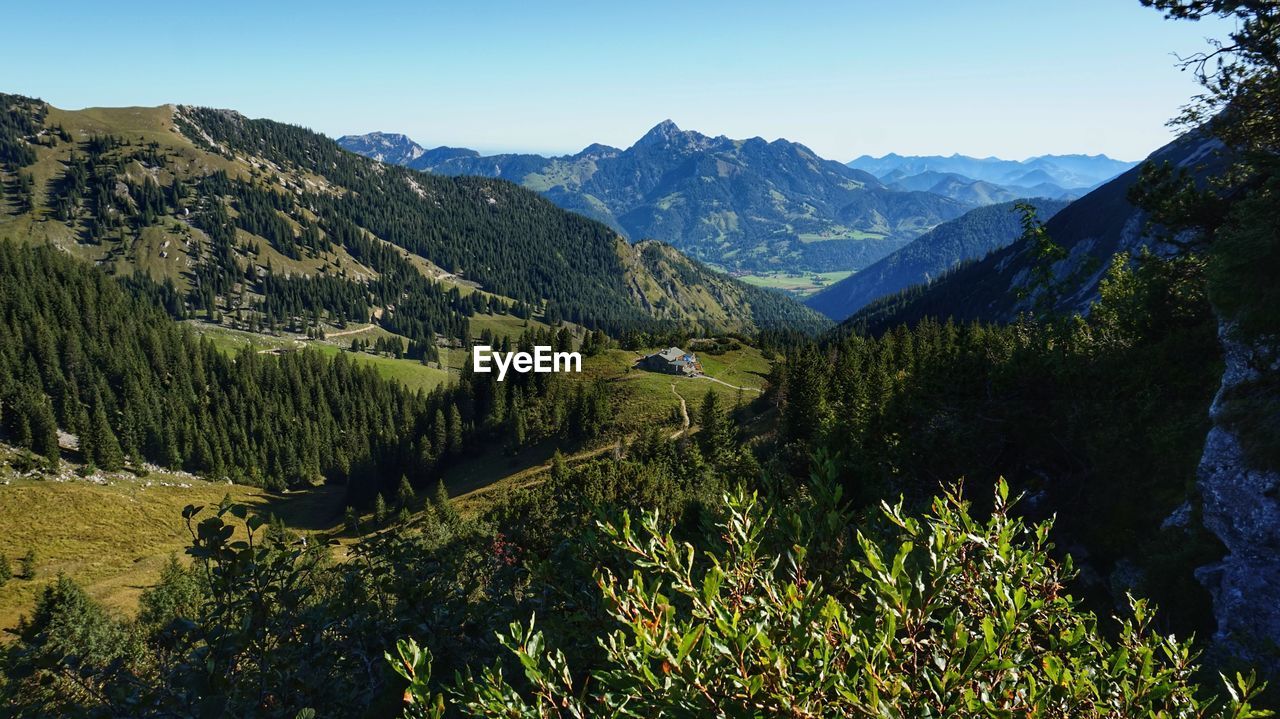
[1195,322,1280,676]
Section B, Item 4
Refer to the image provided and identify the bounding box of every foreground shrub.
[393,475,1270,717]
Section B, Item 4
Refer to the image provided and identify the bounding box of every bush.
[393,474,1270,717]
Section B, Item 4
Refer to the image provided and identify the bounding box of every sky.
[1,1,1237,162]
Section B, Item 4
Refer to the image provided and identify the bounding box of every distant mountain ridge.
[852,152,1136,206]
[334,131,426,166]
[849,152,1137,189]
[805,198,1070,321]
[842,131,1225,333]
[339,122,970,274]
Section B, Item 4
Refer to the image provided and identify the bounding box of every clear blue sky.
[2,0,1234,161]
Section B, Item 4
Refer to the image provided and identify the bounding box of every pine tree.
[433,409,448,463]
[344,505,360,535]
[20,548,36,580]
[550,450,568,485]
[372,493,388,527]
[447,404,463,456]
[697,388,735,465]
[86,393,125,471]
[432,479,458,525]
[396,475,415,508]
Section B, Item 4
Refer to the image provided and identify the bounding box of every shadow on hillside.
[253,483,348,533]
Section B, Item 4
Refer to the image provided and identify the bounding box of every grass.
[796,229,885,243]
[188,321,455,394]
[187,311,566,395]
[444,342,774,515]
[0,445,342,635]
[735,270,853,297]
[0,338,774,634]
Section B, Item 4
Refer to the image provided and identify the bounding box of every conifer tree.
[372,493,388,527]
[432,479,458,525]
[396,475,415,508]
[697,388,735,465]
[550,450,568,485]
[447,404,463,456]
[20,548,36,580]
[27,392,60,461]
[433,409,448,463]
[86,393,125,471]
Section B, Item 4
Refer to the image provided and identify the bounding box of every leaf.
[675,625,704,665]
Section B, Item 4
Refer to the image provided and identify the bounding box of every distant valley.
[339,123,972,275]
[339,128,1136,284]
[805,198,1070,320]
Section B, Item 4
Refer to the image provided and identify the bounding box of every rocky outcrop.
[1195,321,1280,676]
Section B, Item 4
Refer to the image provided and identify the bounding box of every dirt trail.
[671,383,690,438]
[254,324,375,354]
[322,324,375,338]
[454,442,618,500]
[694,374,762,393]
[459,384,694,502]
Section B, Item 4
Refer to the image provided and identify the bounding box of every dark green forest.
[1,1,1278,716]
[0,242,611,502]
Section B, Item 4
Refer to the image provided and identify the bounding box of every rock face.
[336,132,425,166]
[1195,321,1280,677]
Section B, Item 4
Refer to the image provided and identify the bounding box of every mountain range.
[339,122,971,274]
[843,131,1224,333]
[805,198,1071,320]
[0,95,830,339]
[847,152,1138,199]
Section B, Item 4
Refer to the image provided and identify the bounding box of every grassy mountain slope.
[624,240,832,334]
[806,198,1069,320]
[341,121,969,274]
[0,94,826,338]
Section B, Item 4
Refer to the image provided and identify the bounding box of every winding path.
[322,323,376,338]
[694,374,762,393]
[671,383,690,438]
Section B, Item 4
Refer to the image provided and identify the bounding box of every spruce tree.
[433,409,448,462]
[550,450,568,485]
[372,493,388,527]
[396,475,415,508]
[20,548,36,580]
[697,388,735,465]
[86,393,124,471]
[432,479,458,525]
[447,404,463,456]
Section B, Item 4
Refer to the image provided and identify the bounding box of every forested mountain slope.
[0,94,827,338]
[842,130,1225,333]
[806,198,1069,320]
[341,121,969,273]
